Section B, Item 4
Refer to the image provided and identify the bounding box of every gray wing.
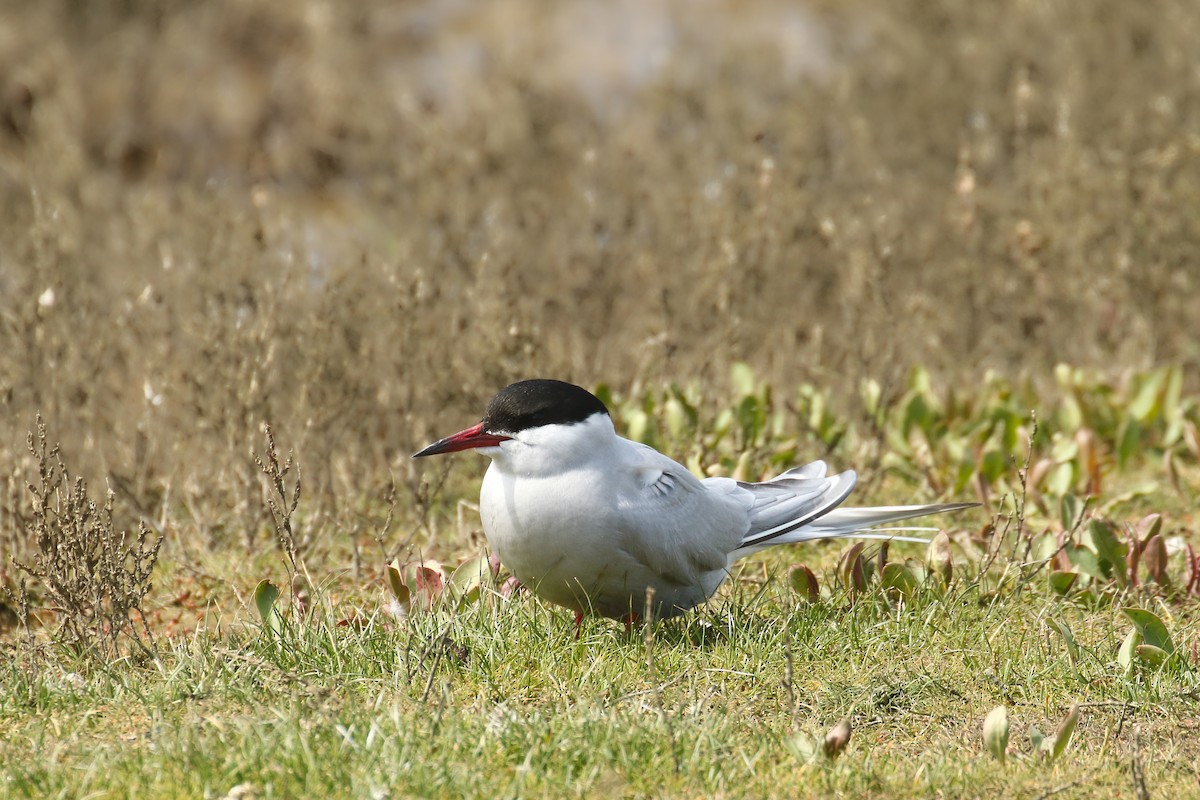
[736,460,857,548]
[611,441,750,588]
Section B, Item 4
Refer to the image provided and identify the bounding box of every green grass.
[3,546,1198,799]
[3,0,1200,795]
[3,362,1198,798]
[3,362,1199,798]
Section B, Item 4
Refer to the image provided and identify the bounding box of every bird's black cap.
[483,379,609,434]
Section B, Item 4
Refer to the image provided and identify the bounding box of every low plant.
[983,704,1081,765]
[7,416,163,663]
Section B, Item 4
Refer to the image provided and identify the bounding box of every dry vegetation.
[2,0,1199,501]
[1,0,1199,796]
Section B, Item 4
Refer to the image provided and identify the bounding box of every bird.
[414,379,975,629]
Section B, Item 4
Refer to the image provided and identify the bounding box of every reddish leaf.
[1186,544,1199,596]
[1135,514,1163,545]
[1053,542,1073,573]
[291,574,312,616]
[1142,534,1169,585]
[416,565,444,596]
[1126,526,1141,588]
[838,542,868,596]
[824,719,852,759]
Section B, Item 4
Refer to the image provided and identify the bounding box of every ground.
[1,1,1198,797]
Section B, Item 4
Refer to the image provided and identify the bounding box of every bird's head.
[413,379,612,470]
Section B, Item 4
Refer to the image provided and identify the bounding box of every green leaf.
[731,362,756,398]
[1066,546,1103,581]
[1048,571,1078,595]
[1116,418,1141,470]
[1051,431,1080,463]
[1053,362,1075,389]
[1122,607,1175,655]
[1034,532,1060,562]
[983,706,1009,764]
[910,365,933,398]
[1097,483,1159,510]
[1162,365,1183,424]
[732,451,754,482]
[903,394,931,438]
[1059,494,1084,532]
[663,397,688,439]
[860,377,882,419]
[1048,618,1080,666]
[592,383,614,414]
[1028,724,1046,753]
[787,564,819,602]
[881,563,919,600]
[1135,644,1171,667]
[787,732,820,763]
[902,558,928,584]
[1128,369,1165,424]
[448,552,490,605]
[1086,519,1127,584]
[980,449,1007,483]
[710,409,734,445]
[1117,628,1139,675]
[625,408,650,445]
[1050,704,1080,761]
[253,579,282,635]
[669,385,699,428]
[1045,462,1076,498]
[736,395,764,445]
[455,584,482,609]
[1059,394,1084,433]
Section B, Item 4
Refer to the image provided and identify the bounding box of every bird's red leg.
[621,611,641,633]
[574,610,584,640]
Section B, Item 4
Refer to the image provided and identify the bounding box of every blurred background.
[1,0,1198,531]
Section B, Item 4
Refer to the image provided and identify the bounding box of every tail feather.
[807,502,979,536]
[730,460,977,561]
[731,501,977,561]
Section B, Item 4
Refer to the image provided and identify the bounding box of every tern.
[414,379,974,628]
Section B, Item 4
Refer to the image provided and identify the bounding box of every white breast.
[477,415,750,618]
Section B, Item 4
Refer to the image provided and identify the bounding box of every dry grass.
[7,416,163,662]
[2,0,1199,508]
